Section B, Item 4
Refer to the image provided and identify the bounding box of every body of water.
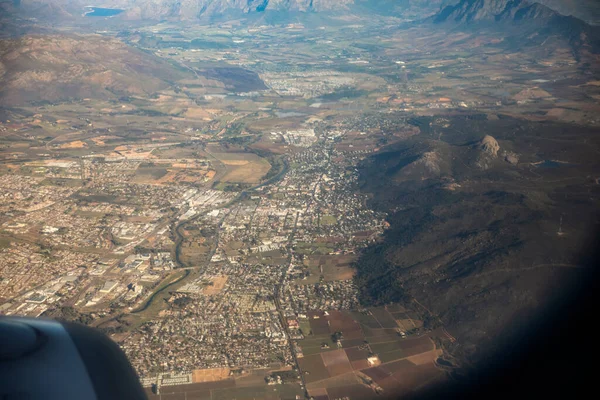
[536,160,574,169]
[275,111,305,118]
[84,7,125,17]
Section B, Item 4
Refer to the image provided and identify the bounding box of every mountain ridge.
[0,34,191,105]
[430,0,600,56]
[355,114,600,364]
[14,0,355,21]
[12,0,595,22]
[433,0,558,23]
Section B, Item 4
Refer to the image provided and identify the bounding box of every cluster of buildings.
[121,126,388,382]
[259,71,355,97]
[0,174,77,216]
[0,241,177,318]
[122,295,291,377]
[0,241,98,314]
[274,129,318,148]
[0,153,224,321]
[281,280,359,313]
[1,113,390,386]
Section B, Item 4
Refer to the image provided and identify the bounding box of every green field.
[299,334,337,356]
[294,242,334,256]
[0,237,11,249]
[320,215,337,226]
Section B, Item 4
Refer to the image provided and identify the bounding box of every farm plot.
[322,349,353,377]
[212,152,271,184]
[298,354,330,384]
[326,384,376,400]
[370,307,399,329]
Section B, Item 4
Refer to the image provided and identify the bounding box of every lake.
[84,7,125,17]
[536,160,574,169]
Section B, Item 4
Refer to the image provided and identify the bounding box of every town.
[2,7,597,398]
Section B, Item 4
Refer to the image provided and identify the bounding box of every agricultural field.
[210,151,271,184]
[293,242,334,256]
[202,276,228,295]
[146,370,303,400]
[133,162,215,186]
[295,308,443,399]
[299,254,356,284]
[192,368,231,383]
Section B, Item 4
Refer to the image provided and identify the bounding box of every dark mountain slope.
[433,0,555,23]
[355,114,600,363]
[431,0,600,57]
[536,0,600,25]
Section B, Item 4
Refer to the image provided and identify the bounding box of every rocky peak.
[479,135,500,157]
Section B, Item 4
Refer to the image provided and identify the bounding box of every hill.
[355,114,600,363]
[431,0,600,56]
[536,0,600,25]
[10,0,600,28]
[0,34,191,105]
[433,0,556,23]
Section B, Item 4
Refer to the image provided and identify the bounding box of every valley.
[1,1,599,399]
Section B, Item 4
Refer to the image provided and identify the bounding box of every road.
[272,210,309,398]
[173,155,289,269]
[136,151,289,316]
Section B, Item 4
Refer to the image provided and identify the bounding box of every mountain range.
[432,0,600,56]
[13,0,354,20]
[433,0,556,23]
[355,114,600,364]
[8,0,600,24]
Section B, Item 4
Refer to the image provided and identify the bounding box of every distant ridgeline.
[84,6,124,17]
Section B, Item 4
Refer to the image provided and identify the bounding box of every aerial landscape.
[0,0,599,399]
